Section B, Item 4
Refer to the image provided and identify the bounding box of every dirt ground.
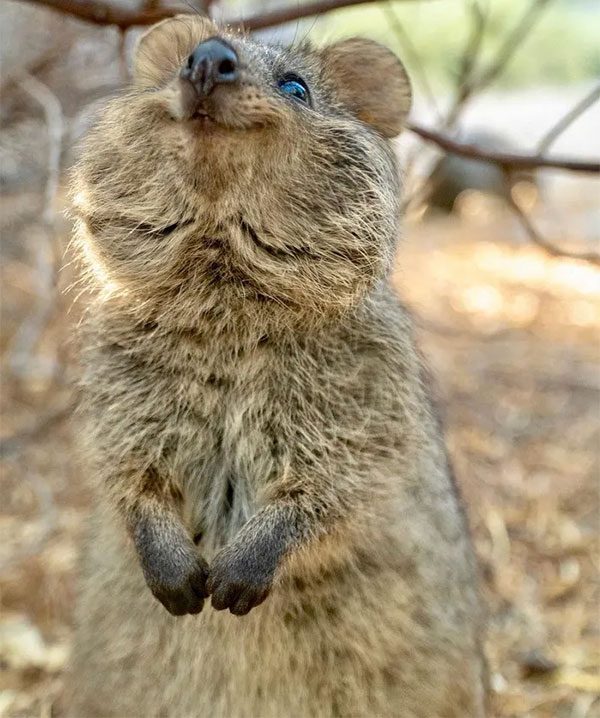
[1,189,598,717]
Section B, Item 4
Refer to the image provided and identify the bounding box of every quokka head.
[73,15,412,330]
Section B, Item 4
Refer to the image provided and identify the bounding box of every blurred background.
[0,1,598,716]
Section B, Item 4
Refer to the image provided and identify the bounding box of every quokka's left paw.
[207,543,275,616]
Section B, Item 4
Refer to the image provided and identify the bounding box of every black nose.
[181,38,239,97]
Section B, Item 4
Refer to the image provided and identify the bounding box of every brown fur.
[67,16,487,717]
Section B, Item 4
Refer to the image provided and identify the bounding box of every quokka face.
[73,15,412,327]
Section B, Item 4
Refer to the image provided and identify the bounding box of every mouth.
[175,82,276,132]
[176,80,219,126]
[186,102,231,131]
[183,94,237,131]
[191,106,216,124]
[186,102,265,133]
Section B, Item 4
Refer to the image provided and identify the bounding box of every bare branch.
[502,172,600,265]
[408,123,600,174]
[537,82,600,155]
[409,118,600,259]
[445,0,552,128]
[18,0,178,28]
[475,0,552,91]
[237,0,403,31]
[456,0,487,90]
[12,0,598,268]
[380,2,442,123]
[443,0,489,128]
[18,0,436,30]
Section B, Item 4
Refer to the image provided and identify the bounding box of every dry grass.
[1,195,598,717]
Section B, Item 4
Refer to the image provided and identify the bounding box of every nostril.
[187,53,194,70]
[218,58,236,77]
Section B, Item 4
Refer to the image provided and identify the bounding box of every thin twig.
[381,2,442,123]
[456,0,487,90]
[537,82,600,155]
[444,0,488,128]
[415,0,554,215]
[445,0,552,128]
[408,123,600,174]
[395,3,488,212]
[502,172,600,264]
[475,0,552,91]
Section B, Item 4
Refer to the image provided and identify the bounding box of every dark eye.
[277,74,310,104]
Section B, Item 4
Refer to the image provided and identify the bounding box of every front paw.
[144,548,209,616]
[207,545,274,616]
[133,515,209,616]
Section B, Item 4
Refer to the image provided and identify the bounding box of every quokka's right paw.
[132,514,209,616]
[144,548,209,616]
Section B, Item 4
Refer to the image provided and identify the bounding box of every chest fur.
[85,313,415,547]
[153,343,284,547]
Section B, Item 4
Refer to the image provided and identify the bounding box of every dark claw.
[208,570,271,615]
[230,587,270,616]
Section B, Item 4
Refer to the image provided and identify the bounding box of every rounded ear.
[320,38,412,138]
[133,15,218,88]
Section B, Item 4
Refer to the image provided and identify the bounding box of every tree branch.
[236,0,424,31]
[536,82,600,155]
[445,0,552,128]
[474,0,552,92]
[381,1,443,123]
[18,0,178,28]
[502,173,599,265]
[14,0,599,266]
[443,0,488,128]
[18,0,434,30]
[408,123,600,174]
